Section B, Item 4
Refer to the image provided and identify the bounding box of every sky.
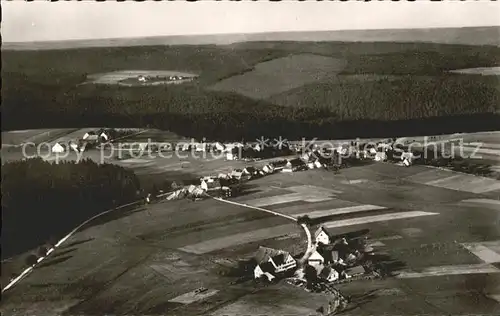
[3,1,500,43]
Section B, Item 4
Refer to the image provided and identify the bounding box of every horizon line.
[4,25,499,45]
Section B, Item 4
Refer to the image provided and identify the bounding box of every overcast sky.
[3,1,499,42]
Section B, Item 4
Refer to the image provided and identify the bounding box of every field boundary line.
[423,164,500,180]
[210,195,297,221]
[111,129,151,142]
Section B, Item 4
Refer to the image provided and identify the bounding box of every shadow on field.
[36,255,73,269]
[51,247,78,259]
[344,289,379,311]
[230,189,263,198]
[369,253,407,277]
[78,207,148,232]
[326,228,371,241]
[62,237,94,249]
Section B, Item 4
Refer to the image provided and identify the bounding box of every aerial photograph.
[1,1,500,315]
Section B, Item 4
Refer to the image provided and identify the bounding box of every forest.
[2,42,500,140]
[1,158,142,258]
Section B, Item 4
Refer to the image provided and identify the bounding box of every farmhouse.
[315,226,333,245]
[308,249,325,269]
[253,246,297,279]
[51,143,65,153]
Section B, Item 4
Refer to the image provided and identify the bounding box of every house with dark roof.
[343,265,366,278]
[319,266,340,282]
[270,160,287,170]
[254,261,276,281]
[253,246,297,279]
[283,158,307,172]
[242,166,259,177]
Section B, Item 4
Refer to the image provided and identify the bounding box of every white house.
[230,169,244,180]
[262,164,274,174]
[314,227,332,245]
[200,180,208,191]
[226,152,236,161]
[83,132,98,142]
[308,249,325,268]
[254,246,297,278]
[51,143,65,153]
[99,132,110,142]
[254,261,276,281]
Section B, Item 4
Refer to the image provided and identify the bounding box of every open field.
[209,54,345,99]
[1,129,79,147]
[87,70,198,85]
[2,161,500,315]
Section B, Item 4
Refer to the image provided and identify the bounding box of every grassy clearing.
[1,129,78,146]
[209,54,345,99]
[87,70,198,85]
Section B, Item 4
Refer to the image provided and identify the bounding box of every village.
[38,130,486,315]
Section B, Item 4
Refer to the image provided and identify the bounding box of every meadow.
[2,41,500,140]
[209,54,345,99]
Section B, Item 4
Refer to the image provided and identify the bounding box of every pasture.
[209,54,346,99]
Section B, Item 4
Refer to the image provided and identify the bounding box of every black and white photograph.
[1,1,500,315]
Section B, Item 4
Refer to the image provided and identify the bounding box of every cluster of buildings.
[306,226,373,282]
[137,74,192,83]
[51,130,111,154]
[251,226,374,287]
